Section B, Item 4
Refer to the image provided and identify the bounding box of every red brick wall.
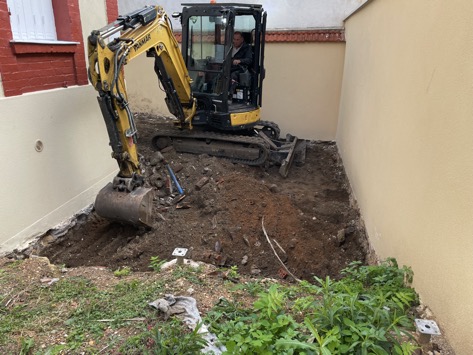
[106,0,119,24]
[0,0,87,97]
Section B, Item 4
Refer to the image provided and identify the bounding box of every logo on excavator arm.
[133,34,151,52]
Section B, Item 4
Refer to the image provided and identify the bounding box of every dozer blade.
[94,183,154,228]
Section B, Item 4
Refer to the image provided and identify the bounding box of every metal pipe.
[166,164,184,195]
[100,24,124,38]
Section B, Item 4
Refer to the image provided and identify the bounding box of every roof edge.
[344,0,375,22]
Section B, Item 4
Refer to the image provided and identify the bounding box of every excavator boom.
[88,6,196,227]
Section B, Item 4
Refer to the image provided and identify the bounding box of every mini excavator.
[88,4,302,227]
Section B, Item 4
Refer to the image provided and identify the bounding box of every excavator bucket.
[94,183,154,228]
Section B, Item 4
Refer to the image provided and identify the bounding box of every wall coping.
[173,28,345,43]
[266,29,345,43]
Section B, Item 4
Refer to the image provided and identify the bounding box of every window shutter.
[7,0,57,41]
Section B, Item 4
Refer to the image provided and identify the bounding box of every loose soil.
[36,113,370,280]
[5,114,455,353]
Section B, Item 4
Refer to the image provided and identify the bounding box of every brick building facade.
[0,0,118,97]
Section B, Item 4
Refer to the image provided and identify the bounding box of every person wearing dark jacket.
[229,31,253,100]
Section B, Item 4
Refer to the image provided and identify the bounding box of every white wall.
[0,87,117,253]
[337,0,473,352]
[79,0,107,62]
[119,0,367,29]
[261,42,345,139]
[0,0,118,254]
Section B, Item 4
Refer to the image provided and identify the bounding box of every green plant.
[19,336,35,355]
[120,319,208,354]
[230,281,264,296]
[206,285,300,354]
[341,258,414,289]
[172,265,204,285]
[149,256,167,272]
[147,320,208,354]
[42,344,68,355]
[227,265,240,279]
[114,266,131,277]
[206,258,420,355]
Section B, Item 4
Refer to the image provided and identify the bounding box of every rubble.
[37,114,370,281]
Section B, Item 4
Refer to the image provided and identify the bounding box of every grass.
[0,275,166,352]
[0,258,221,353]
[0,258,422,354]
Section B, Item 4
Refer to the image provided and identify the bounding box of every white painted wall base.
[0,86,118,254]
[0,170,117,254]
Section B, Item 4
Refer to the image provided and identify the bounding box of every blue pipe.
[166,164,184,195]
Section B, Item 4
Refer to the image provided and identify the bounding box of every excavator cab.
[177,3,267,131]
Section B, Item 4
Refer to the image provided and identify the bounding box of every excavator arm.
[87,6,196,227]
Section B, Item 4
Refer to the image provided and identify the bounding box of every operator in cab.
[230,31,253,99]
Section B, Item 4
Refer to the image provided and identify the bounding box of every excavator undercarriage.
[152,121,305,173]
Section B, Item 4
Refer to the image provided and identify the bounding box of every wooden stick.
[96,317,145,322]
[272,238,287,256]
[261,216,301,282]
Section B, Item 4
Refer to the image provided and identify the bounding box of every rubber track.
[154,128,270,166]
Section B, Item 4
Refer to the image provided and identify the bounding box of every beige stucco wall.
[79,0,107,61]
[263,43,344,140]
[0,87,117,253]
[0,0,117,253]
[124,41,346,140]
[123,54,170,116]
[337,0,473,352]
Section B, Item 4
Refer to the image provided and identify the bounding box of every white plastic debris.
[160,258,202,270]
[149,295,226,354]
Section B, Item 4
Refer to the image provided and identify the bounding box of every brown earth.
[36,113,370,280]
[5,114,456,353]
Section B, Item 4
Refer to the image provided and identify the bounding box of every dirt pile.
[36,114,369,280]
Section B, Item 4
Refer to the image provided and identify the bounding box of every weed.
[148,319,208,354]
[50,277,96,301]
[149,256,167,272]
[206,285,300,354]
[42,344,67,355]
[0,257,419,354]
[206,258,419,354]
[114,266,131,277]
[120,319,207,354]
[19,337,34,355]
[172,265,204,285]
[227,265,240,279]
[5,260,22,269]
[230,281,264,296]
[341,258,414,288]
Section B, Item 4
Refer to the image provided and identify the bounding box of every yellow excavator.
[88,4,301,227]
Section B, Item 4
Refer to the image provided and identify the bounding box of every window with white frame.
[7,0,57,41]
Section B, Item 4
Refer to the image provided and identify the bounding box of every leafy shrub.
[206,258,419,354]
